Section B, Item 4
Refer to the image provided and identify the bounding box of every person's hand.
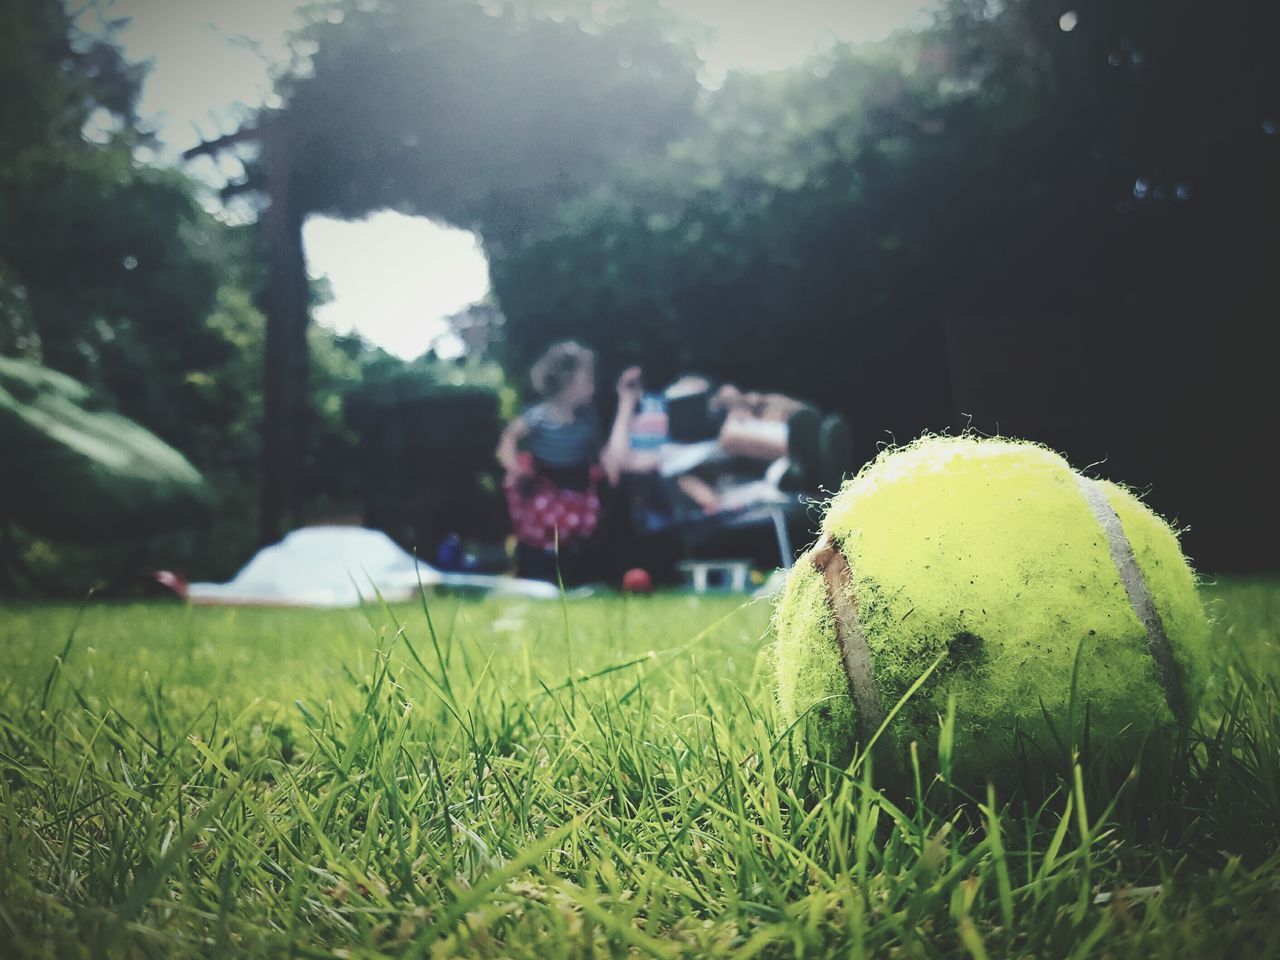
[710,383,745,415]
[506,452,537,495]
[616,366,643,407]
[676,474,722,514]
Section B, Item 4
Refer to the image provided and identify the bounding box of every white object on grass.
[187,526,578,606]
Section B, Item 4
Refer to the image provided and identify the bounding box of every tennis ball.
[774,435,1212,780]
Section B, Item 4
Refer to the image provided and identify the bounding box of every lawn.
[1,580,1278,958]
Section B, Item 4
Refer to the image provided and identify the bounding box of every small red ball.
[621,567,654,594]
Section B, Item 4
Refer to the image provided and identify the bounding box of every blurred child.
[496,341,639,584]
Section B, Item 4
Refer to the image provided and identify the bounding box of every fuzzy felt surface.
[773,436,1211,776]
[1098,478,1216,715]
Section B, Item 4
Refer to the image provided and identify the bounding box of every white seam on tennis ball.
[1074,474,1189,724]
[811,534,887,744]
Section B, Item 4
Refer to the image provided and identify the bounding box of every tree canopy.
[0,2,462,585]
[260,0,703,250]
[494,0,1277,385]
[0,0,226,452]
[3,0,1277,581]
[484,0,1277,566]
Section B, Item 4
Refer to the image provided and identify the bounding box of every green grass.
[1,580,1278,958]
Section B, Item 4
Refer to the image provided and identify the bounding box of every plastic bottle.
[630,392,670,450]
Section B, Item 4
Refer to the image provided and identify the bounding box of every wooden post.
[258,121,309,544]
[184,119,310,545]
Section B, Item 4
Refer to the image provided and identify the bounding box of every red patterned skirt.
[504,456,603,551]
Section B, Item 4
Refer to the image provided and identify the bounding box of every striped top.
[522,403,602,468]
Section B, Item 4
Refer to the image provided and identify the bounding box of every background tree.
[5,0,1276,583]
[0,1,467,588]
[489,0,1278,569]
[0,1,227,455]
[253,0,704,249]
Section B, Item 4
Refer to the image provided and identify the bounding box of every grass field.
[1,579,1278,958]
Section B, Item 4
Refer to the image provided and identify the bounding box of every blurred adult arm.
[717,412,789,461]
[600,365,643,485]
[676,474,722,514]
[750,391,808,421]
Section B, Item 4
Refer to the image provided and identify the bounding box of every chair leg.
[770,508,794,569]
[819,413,853,493]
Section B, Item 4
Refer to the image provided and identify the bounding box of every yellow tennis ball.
[774,435,1213,780]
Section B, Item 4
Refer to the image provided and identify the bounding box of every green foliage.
[0,260,37,359]
[5,0,1274,583]
[0,581,1277,956]
[0,2,229,462]
[0,354,209,538]
[341,358,510,546]
[272,0,703,248]
[0,4,519,586]
[0,0,144,160]
[490,0,1279,512]
[489,24,962,402]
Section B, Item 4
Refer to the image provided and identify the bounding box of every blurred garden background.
[2,0,1277,593]
[5,5,1280,956]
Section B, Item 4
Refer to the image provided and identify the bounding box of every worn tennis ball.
[774,435,1212,780]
